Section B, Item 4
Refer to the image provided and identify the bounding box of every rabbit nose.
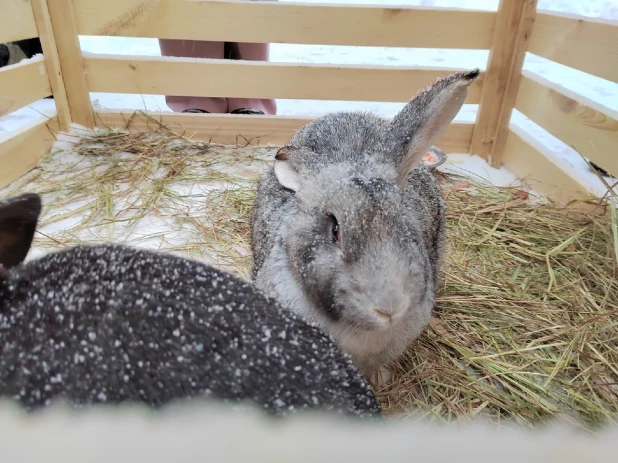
[374,308,393,322]
[373,299,407,324]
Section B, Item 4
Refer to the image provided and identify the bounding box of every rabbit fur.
[251,69,480,375]
[0,193,381,418]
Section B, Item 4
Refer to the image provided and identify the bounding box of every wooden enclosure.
[1,0,617,207]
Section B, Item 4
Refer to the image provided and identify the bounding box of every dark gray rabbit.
[251,69,480,376]
[0,193,381,418]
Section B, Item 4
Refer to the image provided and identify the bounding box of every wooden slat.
[0,116,59,189]
[0,0,39,43]
[94,110,474,151]
[470,0,538,166]
[0,57,51,117]
[529,11,618,84]
[73,0,495,49]
[516,73,618,178]
[31,0,72,132]
[46,0,94,128]
[84,55,483,104]
[502,126,604,211]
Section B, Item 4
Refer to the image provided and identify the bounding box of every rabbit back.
[0,244,381,418]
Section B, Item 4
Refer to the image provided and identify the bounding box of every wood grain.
[46,0,94,128]
[0,57,51,117]
[0,116,59,189]
[516,73,618,178]
[84,55,484,104]
[94,110,474,152]
[30,0,72,131]
[72,0,495,49]
[529,11,618,84]
[0,0,39,43]
[502,127,601,210]
[470,0,538,166]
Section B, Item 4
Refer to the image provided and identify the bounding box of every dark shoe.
[230,108,265,115]
[13,38,43,58]
[0,44,9,68]
[1,38,43,68]
[182,109,210,114]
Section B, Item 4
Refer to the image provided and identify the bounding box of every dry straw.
[381,173,618,430]
[2,116,270,278]
[2,116,616,430]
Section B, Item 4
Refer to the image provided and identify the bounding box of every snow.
[437,153,523,188]
[1,0,617,193]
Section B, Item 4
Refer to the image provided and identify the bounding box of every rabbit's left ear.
[0,193,42,270]
[389,69,479,187]
[273,146,301,192]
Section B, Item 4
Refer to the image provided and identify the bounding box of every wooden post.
[470,0,538,167]
[37,0,95,129]
[30,0,72,132]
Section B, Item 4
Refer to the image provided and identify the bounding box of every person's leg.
[158,39,228,113]
[226,42,277,115]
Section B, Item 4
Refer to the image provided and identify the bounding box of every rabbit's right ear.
[273,146,301,192]
[389,69,479,187]
[423,146,447,170]
[0,193,42,269]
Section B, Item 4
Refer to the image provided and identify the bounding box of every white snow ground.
[0,0,617,190]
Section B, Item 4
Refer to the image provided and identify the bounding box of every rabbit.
[0,193,381,419]
[251,69,480,377]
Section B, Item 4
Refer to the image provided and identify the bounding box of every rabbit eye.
[329,214,340,246]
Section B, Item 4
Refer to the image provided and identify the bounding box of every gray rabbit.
[0,193,381,418]
[251,69,480,376]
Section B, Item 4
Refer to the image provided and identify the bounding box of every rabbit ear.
[273,146,301,192]
[0,193,42,270]
[389,69,479,186]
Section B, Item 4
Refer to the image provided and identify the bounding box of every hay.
[381,174,618,430]
[1,123,269,278]
[1,124,616,431]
